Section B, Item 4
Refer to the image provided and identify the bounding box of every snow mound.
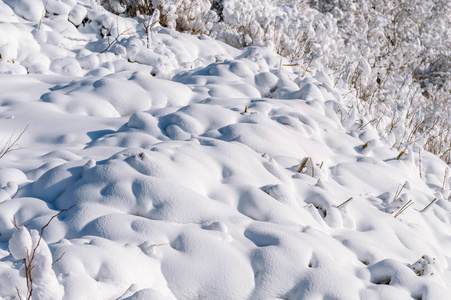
[0,1,450,299]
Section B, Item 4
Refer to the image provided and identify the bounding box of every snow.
[8,227,32,260]
[0,1,450,299]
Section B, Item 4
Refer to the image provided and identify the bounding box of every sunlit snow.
[0,1,450,299]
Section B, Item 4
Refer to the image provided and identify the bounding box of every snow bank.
[0,1,450,299]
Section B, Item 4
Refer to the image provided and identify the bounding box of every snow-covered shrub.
[9,226,64,299]
[100,0,216,34]
[311,0,451,163]
[52,0,451,163]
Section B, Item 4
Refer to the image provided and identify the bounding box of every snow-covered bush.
[9,226,64,299]
[310,0,451,162]
[3,0,447,163]
[100,0,216,34]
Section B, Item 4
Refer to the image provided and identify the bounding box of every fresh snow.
[0,1,450,299]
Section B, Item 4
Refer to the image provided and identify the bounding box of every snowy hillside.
[0,1,450,299]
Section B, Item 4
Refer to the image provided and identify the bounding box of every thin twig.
[297,157,309,173]
[16,286,23,300]
[51,252,65,266]
[0,125,28,160]
[394,200,414,218]
[147,242,168,247]
[100,28,132,54]
[22,205,75,299]
[419,148,422,178]
[12,216,19,230]
[30,205,76,261]
[392,182,406,202]
[420,198,437,212]
[38,0,49,30]
[0,195,13,206]
[310,157,314,177]
[337,197,353,209]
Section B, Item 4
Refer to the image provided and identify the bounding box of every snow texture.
[0,1,450,299]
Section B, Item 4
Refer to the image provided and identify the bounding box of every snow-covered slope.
[0,1,450,299]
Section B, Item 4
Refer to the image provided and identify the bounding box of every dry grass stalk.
[337,197,353,209]
[420,198,437,212]
[396,150,406,160]
[394,200,414,218]
[392,182,406,202]
[297,157,309,173]
[418,148,422,178]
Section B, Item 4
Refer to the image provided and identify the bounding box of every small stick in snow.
[38,0,49,30]
[392,182,406,202]
[310,157,314,177]
[0,195,12,206]
[51,252,65,266]
[297,157,309,173]
[337,197,353,209]
[100,27,132,54]
[420,198,437,213]
[302,57,313,77]
[418,148,422,178]
[394,200,414,218]
[16,287,23,300]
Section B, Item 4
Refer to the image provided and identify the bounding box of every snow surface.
[0,1,450,299]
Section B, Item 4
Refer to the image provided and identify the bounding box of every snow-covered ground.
[0,1,450,299]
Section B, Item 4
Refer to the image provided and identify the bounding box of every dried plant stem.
[337,197,353,209]
[100,27,132,54]
[420,198,437,212]
[418,148,422,178]
[17,205,75,299]
[51,253,65,266]
[38,0,49,30]
[0,125,28,160]
[16,287,23,300]
[392,182,406,202]
[394,200,414,218]
[297,157,309,173]
[310,158,314,177]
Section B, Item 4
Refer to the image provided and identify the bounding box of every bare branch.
[16,286,23,300]
[0,125,28,160]
[420,198,437,213]
[100,28,132,54]
[19,205,75,299]
[52,252,65,266]
[337,197,353,209]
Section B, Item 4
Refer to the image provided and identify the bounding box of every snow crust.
[0,1,450,299]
